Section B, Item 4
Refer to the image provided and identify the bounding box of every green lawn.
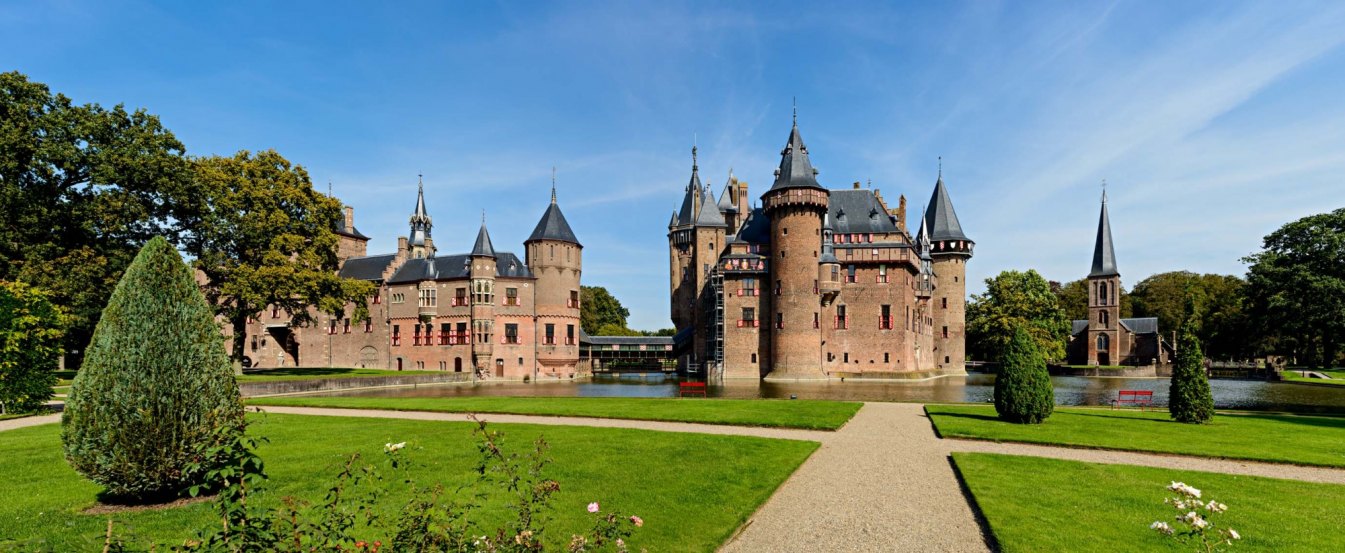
[250,396,862,430]
[0,414,817,551]
[926,404,1345,467]
[954,453,1345,552]
[235,367,449,382]
[1281,369,1345,386]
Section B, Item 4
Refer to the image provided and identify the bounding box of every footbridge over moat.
[579,329,689,374]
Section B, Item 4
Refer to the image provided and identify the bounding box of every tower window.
[942,297,947,308]
[751,353,757,363]
[846,265,856,283]
[775,313,783,329]
[942,326,949,338]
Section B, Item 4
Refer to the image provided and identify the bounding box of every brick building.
[668,116,974,380]
[1066,190,1171,366]
[235,179,583,379]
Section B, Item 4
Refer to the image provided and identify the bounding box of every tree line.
[967,208,1345,368]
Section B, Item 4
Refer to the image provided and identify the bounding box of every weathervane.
[1102,179,1108,203]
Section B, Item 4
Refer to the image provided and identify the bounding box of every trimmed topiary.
[1169,321,1214,424]
[62,237,243,501]
[994,324,1055,424]
[0,281,67,414]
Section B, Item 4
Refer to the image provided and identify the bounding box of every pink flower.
[587,502,600,513]
[630,515,644,527]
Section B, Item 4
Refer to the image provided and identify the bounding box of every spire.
[1090,182,1118,277]
[675,145,700,227]
[766,111,824,193]
[820,211,838,264]
[696,184,727,227]
[551,166,557,205]
[669,210,678,229]
[472,212,496,258]
[527,173,581,246]
[409,173,432,246]
[923,163,971,244]
[918,213,933,262]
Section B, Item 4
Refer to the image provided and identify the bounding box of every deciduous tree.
[1244,209,1345,368]
[580,285,630,334]
[968,270,1070,362]
[0,281,67,414]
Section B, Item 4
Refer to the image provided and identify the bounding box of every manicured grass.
[1281,369,1345,386]
[953,453,1345,552]
[250,396,862,430]
[0,414,817,551]
[235,367,447,382]
[926,404,1345,467]
[0,413,26,421]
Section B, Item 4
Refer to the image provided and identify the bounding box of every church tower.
[469,216,497,374]
[527,177,582,374]
[924,165,974,373]
[762,114,829,380]
[1087,189,1121,366]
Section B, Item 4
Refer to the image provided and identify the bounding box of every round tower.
[762,118,829,380]
[924,168,974,374]
[526,179,583,376]
[469,216,498,376]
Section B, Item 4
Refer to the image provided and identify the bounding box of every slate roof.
[923,176,970,243]
[675,149,703,227]
[695,186,728,227]
[409,181,432,246]
[387,252,532,283]
[766,121,825,194]
[1071,317,1160,335]
[718,180,737,212]
[1090,194,1119,277]
[828,189,898,234]
[1071,320,1089,335]
[734,207,771,244]
[527,200,580,246]
[335,217,370,240]
[471,222,496,258]
[338,254,396,281]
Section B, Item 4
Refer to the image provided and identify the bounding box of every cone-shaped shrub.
[62,237,243,501]
[993,324,1055,424]
[1169,321,1214,424]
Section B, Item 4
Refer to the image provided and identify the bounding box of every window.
[454,288,467,306]
[1101,310,1110,328]
[776,279,782,295]
[880,305,892,329]
[831,265,840,281]
[343,319,351,334]
[884,352,890,363]
[877,264,888,283]
[372,292,381,305]
[566,324,575,345]
[813,312,820,329]
[391,293,405,304]
[440,323,451,345]
[751,353,757,363]
[569,290,580,308]
[392,325,400,346]
[504,323,519,344]
[945,356,950,364]
[545,323,555,345]
[813,279,818,294]
[439,361,446,370]
[505,287,519,306]
[1099,282,1109,304]
[740,307,757,328]
[419,288,436,308]
[942,326,949,338]
[364,319,373,333]
[1097,333,1109,353]
[846,265,856,283]
[836,305,848,329]
[272,305,280,318]
[942,297,947,308]
[472,279,494,304]
[872,248,879,258]
[783,227,788,235]
[413,324,422,345]
[455,322,468,344]
[328,319,338,335]
[740,277,758,296]
[844,352,850,363]
[775,312,784,329]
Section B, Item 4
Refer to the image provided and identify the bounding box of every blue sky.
[6,1,1344,330]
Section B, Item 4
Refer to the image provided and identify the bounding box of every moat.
[316,374,1345,413]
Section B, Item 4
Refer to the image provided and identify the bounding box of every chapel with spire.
[667,111,972,380]
[236,174,584,379]
[1067,187,1171,367]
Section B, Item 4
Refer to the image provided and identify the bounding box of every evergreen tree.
[0,281,67,414]
[1169,321,1215,424]
[993,324,1055,424]
[62,237,243,501]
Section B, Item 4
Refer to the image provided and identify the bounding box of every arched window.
[1100,311,1109,328]
[1096,333,1109,353]
[1099,282,1109,304]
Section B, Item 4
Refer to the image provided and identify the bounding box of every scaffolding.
[707,268,725,380]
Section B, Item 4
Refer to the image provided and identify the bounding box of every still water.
[323,373,1345,414]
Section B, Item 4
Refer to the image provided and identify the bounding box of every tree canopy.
[968,270,1070,363]
[0,281,67,414]
[1244,208,1345,367]
[184,150,375,365]
[1130,271,1250,359]
[580,285,630,334]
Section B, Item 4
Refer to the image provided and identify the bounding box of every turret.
[469,215,497,374]
[668,147,702,331]
[1087,187,1121,366]
[924,163,973,373]
[761,113,829,380]
[527,177,583,372]
[408,175,435,259]
[818,212,841,304]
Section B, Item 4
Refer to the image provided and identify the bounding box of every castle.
[668,116,974,380]
[1066,190,1171,366]
[236,179,584,379]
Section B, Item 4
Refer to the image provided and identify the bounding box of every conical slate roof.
[918,216,933,262]
[718,180,737,212]
[668,211,678,228]
[471,218,496,258]
[696,186,727,227]
[675,147,701,227]
[527,187,580,246]
[409,177,432,246]
[1090,192,1119,277]
[923,175,970,243]
[766,120,824,194]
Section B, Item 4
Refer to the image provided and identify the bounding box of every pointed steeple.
[409,174,432,246]
[675,145,700,227]
[918,214,933,262]
[696,185,727,227]
[527,172,581,246]
[1089,186,1119,277]
[668,210,678,229]
[820,212,838,264]
[472,212,496,258]
[766,114,824,193]
[923,162,971,244]
[718,169,737,212]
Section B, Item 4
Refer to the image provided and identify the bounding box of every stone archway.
[359,346,378,368]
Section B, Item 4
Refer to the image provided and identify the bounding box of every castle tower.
[408,175,435,259]
[668,147,702,332]
[469,216,497,375]
[924,166,974,373]
[1087,189,1121,366]
[527,178,582,373]
[693,183,728,364]
[762,116,829,380]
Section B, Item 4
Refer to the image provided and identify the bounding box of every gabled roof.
[718,177,737,212]
[766,120,825,194]
[387,252,531,283]
[526,195,580,246]
[337,253,395,281]
[695,186,728,227]
[828,189,898,234]
[1120,317,1158,334]
[471,221,496,258]
[923,175,970,243]
[1090,193,1119,277]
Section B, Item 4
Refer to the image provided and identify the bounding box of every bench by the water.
[1111,390,1153,410]
[679,381,707,398]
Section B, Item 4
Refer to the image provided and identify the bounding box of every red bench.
[679,381,707,398]
[1112,390,1154,410]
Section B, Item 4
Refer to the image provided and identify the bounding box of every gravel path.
[0,413,60,432]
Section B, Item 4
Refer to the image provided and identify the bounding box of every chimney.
[398,236,408,252]
[344,206,354,230]
[896,195,908,233]
[853,181,861,190]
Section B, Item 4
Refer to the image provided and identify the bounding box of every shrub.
[993,324,1055,424]
[0,281,67,414]
[1169,321,1214,424]
[61,237,244,501]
